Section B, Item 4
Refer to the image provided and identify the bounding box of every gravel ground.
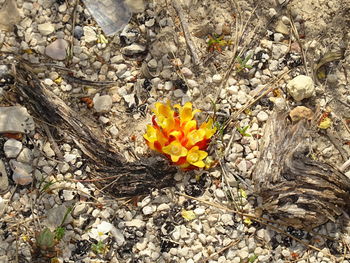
[0,0,350,262]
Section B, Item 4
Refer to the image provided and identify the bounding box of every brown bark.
[15,62,177,197]
[253,112,350,229]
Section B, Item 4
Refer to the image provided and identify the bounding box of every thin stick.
[290,15,309,76]
[172,1,200,66]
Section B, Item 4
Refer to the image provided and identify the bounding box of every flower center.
[188,152,199,163]
[171,145,181,155]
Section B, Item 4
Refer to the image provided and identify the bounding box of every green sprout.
[36,228,56,250]
[235,54,253,72]
[248,254,258,262]
[54,227,65,241]
[91,241,107,254]
[236,125,251,137]
[207,34,232,53]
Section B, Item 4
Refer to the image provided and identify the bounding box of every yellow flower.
[175,102,200,125]
[183,120,197,135]
[162,141,188,162]
[187,129,205,147]
[186,146,208,168]
[153,101,176,131]
[143,125,167,151]
[153,101,174,118]
[200,118,217,139]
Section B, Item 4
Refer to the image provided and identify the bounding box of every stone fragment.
[43,142,55,157]
[272,44,289,59]
[83,26,97,43]
[275,20,289,35]
[289,106,314,122]
[93,94,113,113]
[125,0,145,12]
[212,74,222,83]
[17,148,33,163]
[46,204,73,230]
[38,23,55,36]
[257,111,269,122]
[0,0,21,31]
[147,59,158,70]
[72,203,87,217]
[4,139,22,158]
[45,39,69,60]
[122,44,146,56]
[10,160,33,185]
[0,160,9,193]
[287,75,315,101]
[0,106,35,134]
[73,25,84,39]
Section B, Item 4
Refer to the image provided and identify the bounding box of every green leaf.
[181,209,196,221]
[91,241,106,254]
[54,227,65,241]
[248,254,258,262]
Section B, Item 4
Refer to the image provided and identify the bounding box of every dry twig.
[172,1,200,66]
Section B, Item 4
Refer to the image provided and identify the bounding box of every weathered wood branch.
[253,112,350,229]
[14,63,177,197]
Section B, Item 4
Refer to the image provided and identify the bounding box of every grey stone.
[212,74,222,83]
[4,139,22,158]
[215,189,226,199]
[0,106,35,134]
[122,44,146,56]
[257,111,269,122]
[142,205,155,215]
[38,23,55,36]
[174,89,184,98]
[181,67,193,77]
[17,148,33,163]
[114,64,128,78]
[0,160,9,193]
[83,26,97,43]
[9,160,33,185]
[125,0,145,13]
[73,26,84,39]
[124,219,146,228]
[0,0,21,31]
[111,227,125,246]
[46,204,73,230]
[45,39,69,60]
[272,44,289,59]
[43,142,55,157]
[72,203,88,217]
[123,94,136,108]
[147,59,158,69]
[93,94,113,113]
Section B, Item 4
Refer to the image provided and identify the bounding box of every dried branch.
[14,62,177,197]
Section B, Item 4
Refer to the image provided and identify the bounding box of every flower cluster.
[144,101,216,169]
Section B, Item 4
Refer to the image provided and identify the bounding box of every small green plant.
[235,54,253,72]
[36,228,56,250]
[54,227,65,241]
[91,241,107,254]
[248,254,258,262]
[38,174,57,195]
[207,34,232,53]
[236,125,251,137]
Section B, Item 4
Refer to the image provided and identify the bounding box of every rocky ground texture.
[0,0,350,262]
